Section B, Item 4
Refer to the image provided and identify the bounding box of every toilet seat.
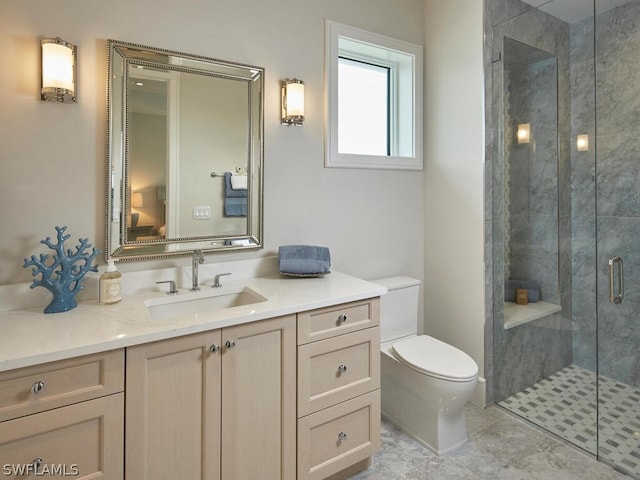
[391,335,478,382]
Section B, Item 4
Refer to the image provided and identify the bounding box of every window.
[325,20,423,170]
[338,57,390,155]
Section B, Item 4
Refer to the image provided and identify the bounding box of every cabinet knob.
[337,431,348,443]
[337,314,347,324]
[210,344,221,353]
[32,381,45,395]
[337,364,348,374]
[225,340,237,349]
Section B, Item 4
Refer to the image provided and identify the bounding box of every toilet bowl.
[373,277,478,455]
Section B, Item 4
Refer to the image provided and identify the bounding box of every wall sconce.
[576,134,589,152]
[131,192,143,227]
[281,78,304,126]
[517,123,531,144]
[41,37,77,103]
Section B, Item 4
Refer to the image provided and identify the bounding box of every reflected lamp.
[576,134,589,152]
[41,37,77,103]
[131,192,144,209]
[517,123,531,144]
[281,78,304,126]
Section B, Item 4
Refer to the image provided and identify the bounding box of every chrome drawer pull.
[337,431,347,443]
[337,364,348,374]
[32,381,45,395]
[210,344,221,353]
[337,314,347,324]
[225,340,237,349]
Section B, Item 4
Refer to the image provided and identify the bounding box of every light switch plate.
[193,206,211,219]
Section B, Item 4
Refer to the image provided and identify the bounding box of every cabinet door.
[221,315,296,480]
[125,330,222,480]
[0,393,124,479]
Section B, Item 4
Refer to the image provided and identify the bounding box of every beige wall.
[0,0,425,286]
[424,0,486,383]
[1,0,486,392]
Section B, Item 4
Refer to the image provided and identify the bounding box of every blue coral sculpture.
[23,226,101,314]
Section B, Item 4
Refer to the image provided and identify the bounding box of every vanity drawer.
[0,349,124,422]
[297,298,380,345]
[297,391,380,480]
[0,393,124,479]
[298,327,380,417]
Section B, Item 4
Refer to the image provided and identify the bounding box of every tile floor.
[499,365,640,477]
[348,404,631,480]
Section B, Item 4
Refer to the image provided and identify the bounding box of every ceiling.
[520,0,633,23]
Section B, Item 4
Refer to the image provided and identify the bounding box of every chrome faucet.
[212,272,231,288]
[191,250,205,291]
[156,280,177,294]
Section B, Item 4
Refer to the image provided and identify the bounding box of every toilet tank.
[371,276,420,343]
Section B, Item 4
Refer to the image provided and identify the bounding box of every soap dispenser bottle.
[99,261,122,304]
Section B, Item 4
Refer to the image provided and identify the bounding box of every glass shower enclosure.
[488,0,640,477]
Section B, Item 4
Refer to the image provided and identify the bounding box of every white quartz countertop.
[0,271,386,373]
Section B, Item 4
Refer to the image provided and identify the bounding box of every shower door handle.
[608,256,624,304]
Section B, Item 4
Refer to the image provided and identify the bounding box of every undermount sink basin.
[145,286,267,321]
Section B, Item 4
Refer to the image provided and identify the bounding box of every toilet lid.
[391,335,478,381]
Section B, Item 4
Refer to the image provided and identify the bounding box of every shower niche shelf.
[503,301,561,330]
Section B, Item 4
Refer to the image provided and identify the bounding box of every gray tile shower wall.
[570,2,640,387]
[485,0,574,402]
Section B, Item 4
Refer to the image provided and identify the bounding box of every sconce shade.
[41,37,77,103]
[517,123,531,144]
[576,134,589,152]
[281,78,304,126]
[131,192,144,209]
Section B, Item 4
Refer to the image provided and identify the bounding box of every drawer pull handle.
[32,381,45,395]
[337,364,348,374]
[210,344,221,353]
[225,340,237,349]
[338,431,348,443]
[337,314,347,324]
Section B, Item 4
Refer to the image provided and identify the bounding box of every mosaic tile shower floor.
[499,364,640,478]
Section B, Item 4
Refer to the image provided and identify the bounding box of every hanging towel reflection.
[224,172,247,217]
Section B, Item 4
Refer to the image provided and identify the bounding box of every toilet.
[373,276,478,455]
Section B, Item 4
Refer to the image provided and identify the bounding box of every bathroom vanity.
[0,271,384,480]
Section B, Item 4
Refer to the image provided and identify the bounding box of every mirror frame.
[105,40,264,261]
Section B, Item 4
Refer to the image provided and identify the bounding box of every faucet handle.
[212,272,232,288]
[156,280,177,294]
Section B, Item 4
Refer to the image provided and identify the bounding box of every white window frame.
[325,20,423,170]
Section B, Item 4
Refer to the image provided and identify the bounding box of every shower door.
[594,1,640,475]
[488,0,640,477]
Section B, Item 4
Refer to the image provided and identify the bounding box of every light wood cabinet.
[298,299,379,344]
[0,349,124,423]
[297,299,381,480]
[298,392,380,480]
[125,329,222,480]
[298,327,380,416]
[0,350,125,479]
[0,294,380,480]
[126,315,296,480]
